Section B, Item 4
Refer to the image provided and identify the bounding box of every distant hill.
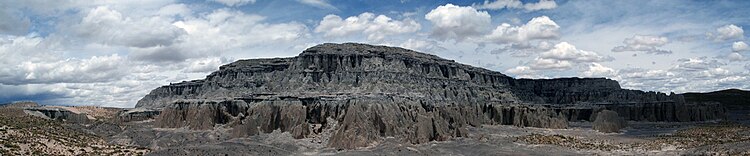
[0,101,39,108]
[682,89,750,109]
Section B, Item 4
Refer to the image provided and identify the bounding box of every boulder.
[593,110,627,133]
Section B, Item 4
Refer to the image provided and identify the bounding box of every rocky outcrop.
[154,96,567,149]
[593,110,627,133]
[137,43,726,149]
[119,108,161,122]
[23,107,90,123]
[1,101,39,108]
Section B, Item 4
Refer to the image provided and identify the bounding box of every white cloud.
[707,24,744,41]
[728,52,744,62]
[210,0,256,7]
[522,0,557,11]
[732,41,748,52]
[425,4,491,41]
[2,54,127,85]
[0,35,114,85]
[700,67,730,78]
[485,16,560,44]
[524,42,610,70]
[529,58,572,69]
[183,57,230,73]
[539,42,609,62]
[474,0,557,11]
[399,39,445,52]
[490,41,554,57]
[157,3,191,17]
[315,12,421,41]
[672,57,725,71]
[504,65,538,78]
[582,63,615,77]
[297,0,337,10]
[473,0,522,10]
[611,35,672,55]
[505,65,532,74]
[613,56,747,93]
[177,9,308,46]
[72,6,186,48]
[131,8,309,63]
[129,45,188,63]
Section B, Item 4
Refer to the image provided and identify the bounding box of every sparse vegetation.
[0,107,149,155]
[516,122,750,154]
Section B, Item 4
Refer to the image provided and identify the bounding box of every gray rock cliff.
[136,43,725,149]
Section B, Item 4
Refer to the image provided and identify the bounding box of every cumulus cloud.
[210,0,256,7]
[615,68,677,91]
[512,42,611,71]
[157,3,192,17]
[727,52,745,62]
[21,55,126,84]
[1,54,127,85]
[528,58,573,69]
[505,65,532,74]
[671,57,725,71]
[733,41,748,52]
[72,6,187,48]
[177,9,308,46]
[490,41,554,57]
[297,0,337,10]
[485,16,560,44]
[707,24,744,41]
[522,0,558,11]
[399,39,446,52]
[538,42,610,63]
[612,35,672,55]
[0,36,128,85]
[504,66,537,78]
[183,57,231,73]
[315,12,421,41]
[582,63,615,77]
[613,56,748,93]
[130,8,309,63]
[425,4,491,41]
[474,0,557,11]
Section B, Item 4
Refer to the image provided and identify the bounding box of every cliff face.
[137,43,523,108]
[136,43,725,149]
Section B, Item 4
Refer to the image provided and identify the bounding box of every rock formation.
[0,101,39,108]
[593,110,627,133]
[136,43,726,149]
[119,108,161,122]
[23,107,90,123]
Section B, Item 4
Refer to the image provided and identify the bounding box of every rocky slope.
[136,43,726,149]
[682,89,750,124]
[0,105,148,155]
[682,89,750,109]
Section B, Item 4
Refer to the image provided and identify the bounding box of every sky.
[1,0,749,108]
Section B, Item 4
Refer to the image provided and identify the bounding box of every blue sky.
[1,0,749,107]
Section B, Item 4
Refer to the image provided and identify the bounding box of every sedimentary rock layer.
[23,107,90,123]
[155,96,567,149]
[119,108,161,122]
[137,43,726,149]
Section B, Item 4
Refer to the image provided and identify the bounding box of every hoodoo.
[136,43,725,149]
